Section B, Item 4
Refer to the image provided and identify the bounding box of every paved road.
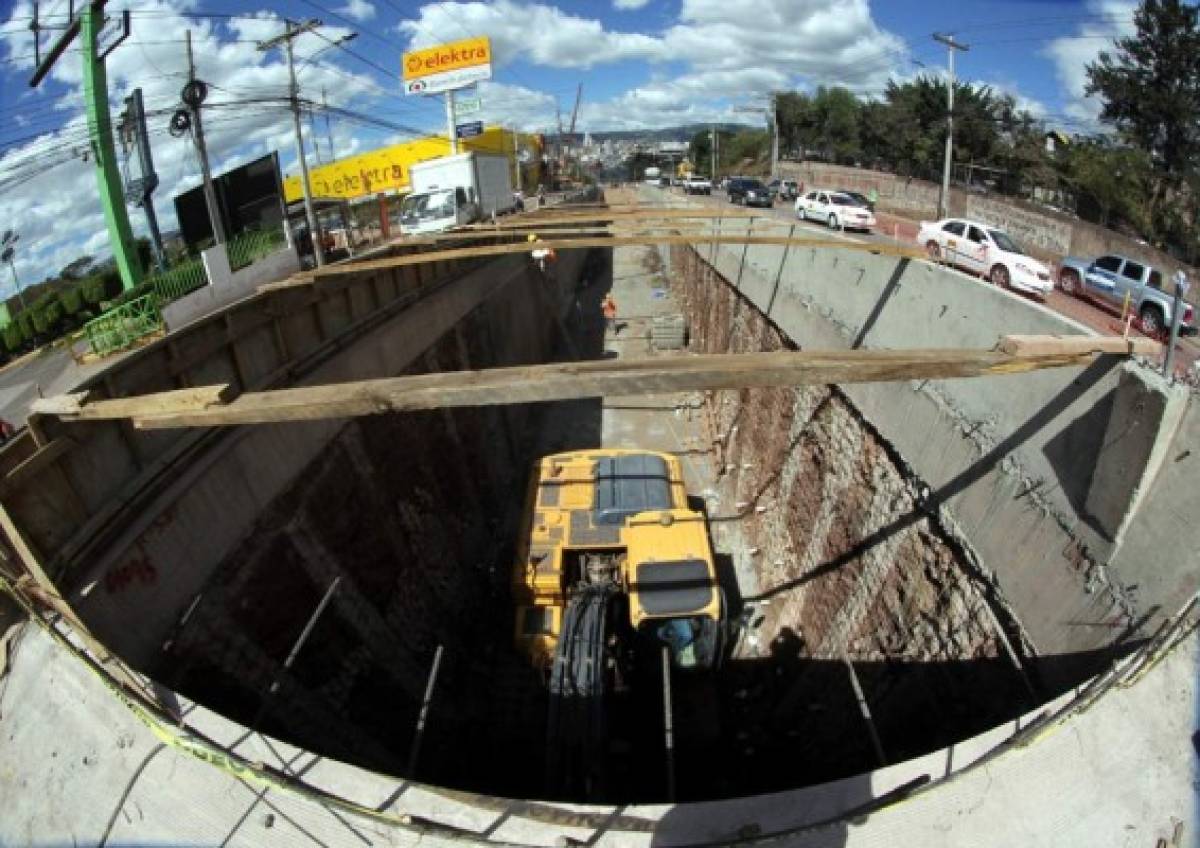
[0,346,128,429]
[655,183,1200,378]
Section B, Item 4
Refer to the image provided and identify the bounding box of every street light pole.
[770,92,779,180]
[259,19,326,267]
[0,231,24,312]
[933,32,969,220]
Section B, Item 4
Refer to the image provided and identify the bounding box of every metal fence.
[83,293,163,357]
[148,257,208,305]
[228,227,286,271]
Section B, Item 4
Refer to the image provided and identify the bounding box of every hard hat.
[527,233,538,242]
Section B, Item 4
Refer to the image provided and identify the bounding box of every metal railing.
[228,227,286,271]
[148,257,208,305]
[83,293,163,356]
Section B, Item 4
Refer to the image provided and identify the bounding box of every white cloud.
[0,0,409,290]
[1044,0,1138,127]
[337,0,377,23]
[613,0,652,9]
[0,0,941,285]
[394,0,908,136]
[399,1,669,68]
[474,81,557,130]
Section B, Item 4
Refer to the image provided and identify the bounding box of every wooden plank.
[264,235,923,291]
[463,208,757,227]
[0,437,77,499]
[31,384,237,420]
[398,224,720,245]
[998,333,1162,357]
[48,344,1116,430]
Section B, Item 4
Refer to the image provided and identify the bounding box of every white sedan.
[916,217,1053,298]
[794,190,876,231]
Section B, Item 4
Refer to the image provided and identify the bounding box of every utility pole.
[710,124,717,180]
[770,92,779,180]
[259,19,325,267]
[446,88,459,155]
[185,31,226,245]
[119,89,167,272]
[0,231,26,312]
[933,32,969,220]
[30,0,142,290]
[510,125,521,191]
[322,87,334,162]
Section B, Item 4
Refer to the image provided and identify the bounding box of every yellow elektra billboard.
[282,127,539,203]
[402,36,492,95]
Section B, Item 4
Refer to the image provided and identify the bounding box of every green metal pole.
[80,3,142,290]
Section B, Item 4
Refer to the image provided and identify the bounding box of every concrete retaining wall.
[691,212,1197,657]
[163,242,301,331]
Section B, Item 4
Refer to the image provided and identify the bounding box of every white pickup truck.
[683,175,712,195]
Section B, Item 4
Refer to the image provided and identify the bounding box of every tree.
[2,322,21,354]
[1086,0,1200,236]
[1064,140,1152,229]
[59,255,94,281]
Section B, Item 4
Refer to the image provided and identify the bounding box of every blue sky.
[0,0,1140,285]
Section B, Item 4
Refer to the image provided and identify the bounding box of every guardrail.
[148,257,208,305]
[228,227,286,271]
[83,293,163,357]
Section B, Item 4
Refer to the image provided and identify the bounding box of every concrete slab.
[2,604,1196,846]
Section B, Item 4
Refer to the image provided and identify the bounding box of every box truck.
[399,151,515,236]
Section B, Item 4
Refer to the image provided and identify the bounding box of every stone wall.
[781,161,1195,288]
[668,206,1199,667]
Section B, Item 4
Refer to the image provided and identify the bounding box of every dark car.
[728,178,772,208]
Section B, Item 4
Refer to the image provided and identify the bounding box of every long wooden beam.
[393,223,723,246]
[267,234,924,290]
[31,336,1158,430]
[461,208,758,227]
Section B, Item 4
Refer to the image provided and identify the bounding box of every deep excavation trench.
[151,242,1076,804]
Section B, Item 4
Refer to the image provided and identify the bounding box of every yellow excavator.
[512,449,725,799]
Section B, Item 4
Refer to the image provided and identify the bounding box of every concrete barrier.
[162,242,302,331]
[696,213,1197,658]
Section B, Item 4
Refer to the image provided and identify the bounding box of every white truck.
[399,152,515,236]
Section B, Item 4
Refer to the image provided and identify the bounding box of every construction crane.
[568,83,582,136]
[553,84,584,187]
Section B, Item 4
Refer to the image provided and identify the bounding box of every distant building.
[1045,130,1071,155]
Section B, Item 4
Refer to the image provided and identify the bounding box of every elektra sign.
[402,36,492,96]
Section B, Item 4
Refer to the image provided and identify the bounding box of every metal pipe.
[407,644,444,778]
[661,645,676,802]
[1163,271,1189,378]
[767,223,796,316]
[843,654,887,766]
[252,575,341,731]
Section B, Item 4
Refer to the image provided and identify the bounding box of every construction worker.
[602,292,618,335]
[529,233,555,273]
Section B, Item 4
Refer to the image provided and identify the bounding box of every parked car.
[1058,254,1196,337]
[917,217,1053,298]
[727,178,772,208]
[838,189,874,212]
[768,179,800,201]
[795,190,876,231]
[683,175,712,195]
